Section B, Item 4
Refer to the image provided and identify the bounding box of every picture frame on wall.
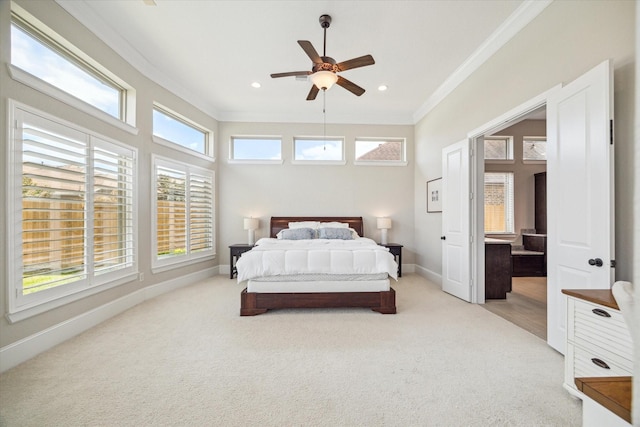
[427,178,442,213]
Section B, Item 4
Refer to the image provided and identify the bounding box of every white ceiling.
[56,0,549,125]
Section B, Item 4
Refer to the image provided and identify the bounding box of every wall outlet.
[139,273,144,282]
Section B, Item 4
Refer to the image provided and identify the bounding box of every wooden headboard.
[270,217,364,238]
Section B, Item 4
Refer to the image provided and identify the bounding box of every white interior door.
[442,139,471,302]
[546,60,614,354]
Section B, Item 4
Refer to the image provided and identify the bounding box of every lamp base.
[380,229,388,245]
[248,230,255,246]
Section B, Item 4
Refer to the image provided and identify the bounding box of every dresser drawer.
[570,299,633,361]
[572,344,633,378]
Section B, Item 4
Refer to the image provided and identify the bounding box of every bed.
[237,216,397,316]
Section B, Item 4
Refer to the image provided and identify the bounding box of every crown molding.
[412,0,553,124]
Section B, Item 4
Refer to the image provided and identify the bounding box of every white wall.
[414,0,636,284]
[218,121,416,267]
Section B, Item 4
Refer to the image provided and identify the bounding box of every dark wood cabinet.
[485,239,512,299]
[534,172,547,234]
[229,244,254,279]
[380,243,403,277]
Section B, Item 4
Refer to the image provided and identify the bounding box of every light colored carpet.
[0,274,581,426]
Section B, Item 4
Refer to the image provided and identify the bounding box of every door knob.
[588,258,603,267]
[440,236,446,240]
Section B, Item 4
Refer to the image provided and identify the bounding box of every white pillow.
[317,222,349,229]
[288,221,320,229]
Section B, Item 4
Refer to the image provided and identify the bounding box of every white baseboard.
[401,263,416,275]
[414,264,442,285]
[0,267,218,374]
[219,264,231,276]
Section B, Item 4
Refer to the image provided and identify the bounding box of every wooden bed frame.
[240,216,397,316]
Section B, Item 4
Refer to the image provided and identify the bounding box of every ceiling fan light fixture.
[310,70,338,90]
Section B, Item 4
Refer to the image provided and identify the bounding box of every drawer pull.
[591,358,611,369]
[592,308,611,318]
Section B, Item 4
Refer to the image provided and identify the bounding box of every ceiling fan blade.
[306,85,320,101]
[336,55,375,72]
[298,40,323,64]
[336,76,365,96]
[271,71,311,78]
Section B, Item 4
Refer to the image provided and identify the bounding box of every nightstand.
[380,243,403,277]
[229,244,254,279]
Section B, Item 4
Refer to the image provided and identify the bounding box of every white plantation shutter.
[153,157,214,269]
[189,173,214,253]
[156,165,187,259]
[10,103,137,314]
[93,140,135,275]
[484,172,514,233]
[21,117,88,293]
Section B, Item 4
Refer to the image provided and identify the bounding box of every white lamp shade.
[377,217,392,230]
[244,217,259,231]
[310,71,338,90]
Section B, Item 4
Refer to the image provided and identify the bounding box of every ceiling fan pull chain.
[323,90,327,147]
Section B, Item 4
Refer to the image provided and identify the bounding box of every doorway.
[477,107,548,339]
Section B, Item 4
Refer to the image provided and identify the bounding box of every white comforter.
[235,237,398,282]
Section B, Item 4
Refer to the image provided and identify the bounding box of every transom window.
[10,14,124,120]
[484,172,514,234]
[8,101,137,318]
[230,136,282,161]
[523,137,547,162]
[355,138,406,164]
[484,136,514,161]
[293,137,345,163]
[152,105,212,157]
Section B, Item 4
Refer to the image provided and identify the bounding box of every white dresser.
[562,289,633,426]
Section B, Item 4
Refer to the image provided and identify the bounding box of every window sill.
[151,254,216,274]
[6,272,138,324]
[523,160,547,165]
[484,159,515,164]
[354,161,408,167]
[485,233,517,240]
[8,64,139,136]
[291,160,347,166]
[152,136,215,162]
[227,159,284,165]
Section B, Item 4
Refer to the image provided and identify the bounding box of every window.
[230,136,282,162]
[355,138,406,165]
[484,172,514,234]
[152,105,212,158]
[10,14,125,120]
[293,137,345,164]
[153,157,215,270]
[523,137,547,162]
[484,136,513,161]
[8,101,137,318]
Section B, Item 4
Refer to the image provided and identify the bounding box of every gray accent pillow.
[317,227,354,240]
[278,227,315,240]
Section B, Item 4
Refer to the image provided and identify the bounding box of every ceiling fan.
[270,14,375,101]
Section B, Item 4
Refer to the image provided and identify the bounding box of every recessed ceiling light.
[251,82,261,88]
[378,85,388,91]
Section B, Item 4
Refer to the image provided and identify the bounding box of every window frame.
[483,171,515,235]
[522,136,547,164]
[6,100,139,323]
[483,135,514,164]
[151,155,216,273]
[228,135,284,164]
[354,137,407,166]
[152,104,214,161]
[292,136,346,165]
[9,7,137,135]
